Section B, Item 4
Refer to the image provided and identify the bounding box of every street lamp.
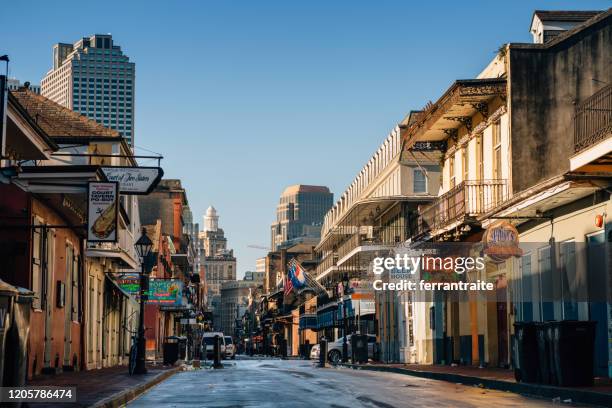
[342,273,350,363]
[134,227,153,374]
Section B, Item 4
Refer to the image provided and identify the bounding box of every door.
[496,275,509,368]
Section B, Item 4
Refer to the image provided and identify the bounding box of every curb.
[89,366,182,408]
[340,364,612,407]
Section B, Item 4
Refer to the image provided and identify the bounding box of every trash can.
[550,320,597,387]
[535,322,555,385]
[163,336,180,365]
[513,322,540,383]
[351,334,368,364]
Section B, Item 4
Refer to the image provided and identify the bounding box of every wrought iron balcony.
[574,85,612,153]
[335,225,406,264]
[314,251,338,277]
[416,179,508,237]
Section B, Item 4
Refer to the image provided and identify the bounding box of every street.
[128,358,569,407]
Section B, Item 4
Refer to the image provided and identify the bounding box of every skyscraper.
[41,34,136,146]
[270,184,333,251]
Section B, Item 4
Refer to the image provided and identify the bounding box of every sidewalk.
[340,363,612,407]
[27,364,182,407]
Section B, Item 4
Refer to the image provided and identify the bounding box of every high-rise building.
[199,206,237,330]
[41,34,136,146]
[270,184,333,251]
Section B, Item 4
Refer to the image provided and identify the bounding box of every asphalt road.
[128,358,578,408]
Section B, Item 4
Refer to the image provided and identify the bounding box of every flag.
[284,274,293,296]
[288,259,306,288]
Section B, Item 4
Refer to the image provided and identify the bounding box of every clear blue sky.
[1,0,608,277]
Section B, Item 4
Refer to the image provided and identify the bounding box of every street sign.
[87,182,118,242]
[101,166,164,195]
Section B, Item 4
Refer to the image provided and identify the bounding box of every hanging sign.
[482,221,523,263]
[101,166,164,195]
[87,181,118,242]
[146,279,183,306]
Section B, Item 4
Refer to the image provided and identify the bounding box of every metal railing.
[417,179,507,236]
[574,85,612,153]
[315,251,338,277]
[335,225,406,261]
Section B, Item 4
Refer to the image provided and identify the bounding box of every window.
[492,120,502,179]
[413,169,427,193]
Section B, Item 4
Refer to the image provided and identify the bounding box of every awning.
[105,274,135,300]
[160,305,192,313]
[403,78,507,145]
[87,247,138,269]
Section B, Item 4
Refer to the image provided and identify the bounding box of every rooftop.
[281,184,331,196]
[10,88,120,139]
[532,10,603,23]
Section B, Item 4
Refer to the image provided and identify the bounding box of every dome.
[206,206,217,216]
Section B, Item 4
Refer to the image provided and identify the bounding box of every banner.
[87,182,118,242]
[101,166,164,195]
[147,279,183,306]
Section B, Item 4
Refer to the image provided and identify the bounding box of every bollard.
[318,338,327,368]
[281,338,287,359]
[213,335,223,369]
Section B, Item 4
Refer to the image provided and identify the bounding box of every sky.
[1,0,609,277]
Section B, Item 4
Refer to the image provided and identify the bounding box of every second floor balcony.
[571,84,612,172]
[416,179,508,238]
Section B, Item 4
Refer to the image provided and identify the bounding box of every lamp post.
[134,227,153,374]
[342,273,349,363]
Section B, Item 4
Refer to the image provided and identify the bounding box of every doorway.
[496,275,509,368]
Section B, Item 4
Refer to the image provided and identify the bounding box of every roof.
[281,184,331,196]
[521,8,611,49]
[10,88,120,139]
[532,10,603,23]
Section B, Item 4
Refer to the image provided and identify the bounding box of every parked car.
[310,343,320,360]
[202,332,226,359]
[224,336,236,359]
[327,334,376,364]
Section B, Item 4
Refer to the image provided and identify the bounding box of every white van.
[202,332,226,359]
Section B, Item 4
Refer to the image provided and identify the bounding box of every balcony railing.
[574,85,612,153]
[315,251,338,277]
[336,225,406,261]
[417,179,507,236]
